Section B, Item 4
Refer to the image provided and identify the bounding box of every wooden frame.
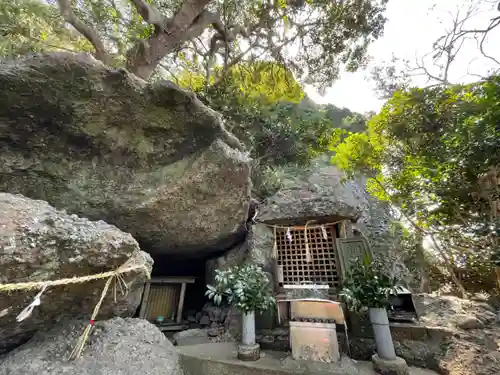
[139,277,195,330]
[275,225,341,290]
[335,237,373,278]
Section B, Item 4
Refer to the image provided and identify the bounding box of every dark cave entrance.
[150,253,209,318]
[136,231,249,331]
[136,247,236,331]
[132,248,238,341]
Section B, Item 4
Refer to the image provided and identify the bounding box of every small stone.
[172,329,210,346]
[457,315,484,330]
[199,316,210,326]
[207,328,219,337]
[260,335,275,345]
[277,334,289,342]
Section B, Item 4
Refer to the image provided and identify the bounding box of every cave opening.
[150,253,210,318]
[136,247,234,333]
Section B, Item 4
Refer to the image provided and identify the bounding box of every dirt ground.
[413,294,500,375]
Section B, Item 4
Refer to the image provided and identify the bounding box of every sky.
[305,0,500,114]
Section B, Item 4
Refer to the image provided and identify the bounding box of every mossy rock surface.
[0,53,251,256]
[0,193,152,354]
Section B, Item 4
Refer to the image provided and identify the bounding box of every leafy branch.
[206,264,275,314]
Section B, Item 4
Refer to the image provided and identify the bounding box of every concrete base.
[178,342,438,375]
[372,354,410,375]
[238,343,260,361]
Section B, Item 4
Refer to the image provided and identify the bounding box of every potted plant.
[340,254,409,374]
[206,263,275,361]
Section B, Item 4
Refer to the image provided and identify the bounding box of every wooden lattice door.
[275,224,341,291]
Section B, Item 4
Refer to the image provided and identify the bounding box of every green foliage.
[178,62,366,198]
[0,0,92,58]
[340,254,406,311]
[332,76,500,293]
[211,62,304,107]
[3,0,388,86]
[72,0,156,66]
[206,264,275,313]
[251,164,290,199]
[162,0,387,87]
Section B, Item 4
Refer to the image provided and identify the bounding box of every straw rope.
[263,220,344,260]
[304,220,313,262]
[0,261,149,293]
[68,276,114,360]
[0,258,150,360]
[256,220,344,230]
[272,226,278,259]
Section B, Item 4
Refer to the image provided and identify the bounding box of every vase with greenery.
[340,254,406,362]
[206,263,275,361]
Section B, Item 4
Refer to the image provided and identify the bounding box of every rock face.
[0,318,184,375]
[413,294,498,330]
[257,159,398,255]
[0,193,152,353]
[413,294,500,375]
[228,160,398,273]
[0,52,251,256]
[258,159,365,223]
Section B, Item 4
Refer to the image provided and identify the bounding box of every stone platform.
[177,342,438,375]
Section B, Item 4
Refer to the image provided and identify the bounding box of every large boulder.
[0,318,184,375]
[247,160,398,269]
[413,294,498,330]
[206,160,401,284]
[258,160,365,223]
[258,159,398,255]
[0,52,251,256]
[0,193,152,353]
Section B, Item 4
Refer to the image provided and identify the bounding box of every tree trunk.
[428,234,468,298]
[126,0,213,80]
[415,233,431,293]
[420,275,431,294]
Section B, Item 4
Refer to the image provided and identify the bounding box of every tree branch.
[129,0,167,30]
[372,177,468,297]
[168,0,213,34]
[56,0,108,63]
[184,10,223,42]
[475,17,500,66]
[387,3,500,89]
[127,0,213,79]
